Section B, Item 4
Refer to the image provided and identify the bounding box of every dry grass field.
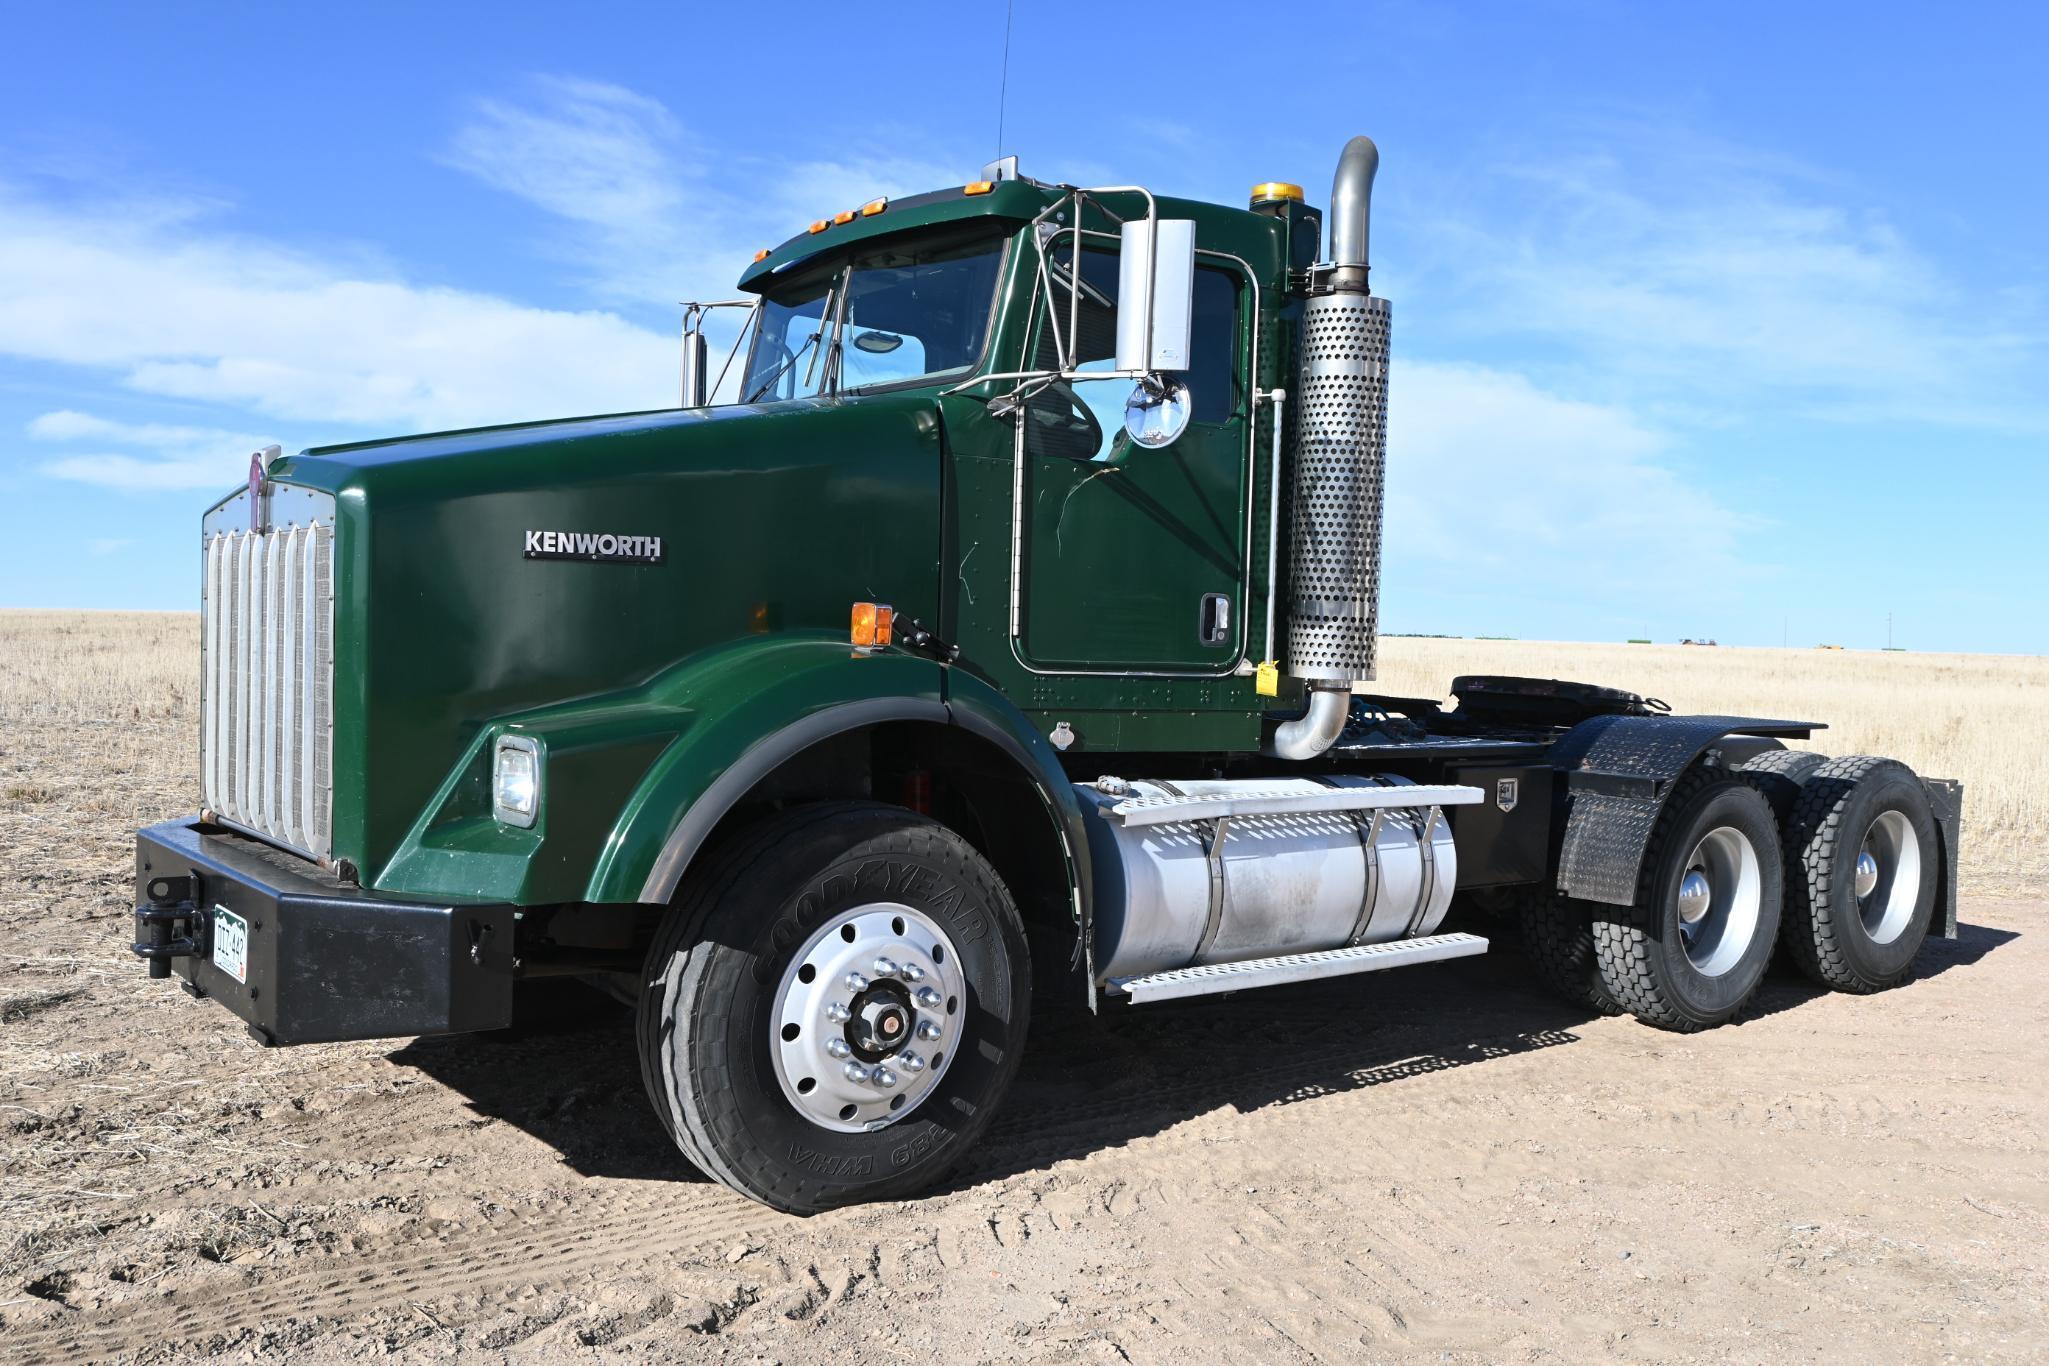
[1377,636,2048,895]
[2,609,2045,1363]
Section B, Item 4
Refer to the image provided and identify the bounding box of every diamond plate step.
[1107,932,1489,1004]
[1100,783,1483,828]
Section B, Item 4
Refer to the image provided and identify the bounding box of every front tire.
[636,802,1031,1213]
[1778,757,1939,993]
[1593,769,1785,1032]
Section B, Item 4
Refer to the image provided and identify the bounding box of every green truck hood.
[269,394,948,883]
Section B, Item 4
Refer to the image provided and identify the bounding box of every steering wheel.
[1024,382,1104,461]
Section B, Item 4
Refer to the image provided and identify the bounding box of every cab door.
[1016,239,1252,673]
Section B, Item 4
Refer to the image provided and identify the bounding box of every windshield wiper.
[742,327,823,404]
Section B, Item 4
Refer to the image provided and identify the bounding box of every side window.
[1026,243,1243,461]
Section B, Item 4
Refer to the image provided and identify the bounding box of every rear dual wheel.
[1593,769,1785,1032]
[1775,756,1939,993]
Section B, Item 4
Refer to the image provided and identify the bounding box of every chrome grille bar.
[200,487,335,862]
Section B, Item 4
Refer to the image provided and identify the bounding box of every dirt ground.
[3,619,2045,1362]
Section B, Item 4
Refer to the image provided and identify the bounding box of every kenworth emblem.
[524,530,665,564]
[1496,778,1519,813]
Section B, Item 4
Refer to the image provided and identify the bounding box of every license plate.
[212,907,249,984]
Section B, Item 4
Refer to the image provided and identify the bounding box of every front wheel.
[636,802,1031,1213]
[1593,770,1785,1032]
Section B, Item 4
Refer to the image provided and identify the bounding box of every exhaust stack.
[1269,136,1392,760]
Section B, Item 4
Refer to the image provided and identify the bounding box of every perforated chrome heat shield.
[1285,292,1391,683]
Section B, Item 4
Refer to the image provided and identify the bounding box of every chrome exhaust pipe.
[1266,684,1351,761]
[1326,135,1379,292]
[1271,135,1390,761]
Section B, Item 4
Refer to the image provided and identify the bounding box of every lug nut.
[843,1061,871,1084]
[898,1051,925,1073]
[844,971,870,993]
[916,1019,942,1042]
[826,1038,851,1060]
[914,986,942,1008]
[825,1001,851,1024]
[872,956,899,978]
[899,962,927,984]
[872,1066,898,1089]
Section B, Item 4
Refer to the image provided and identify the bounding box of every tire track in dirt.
[12,1022,1575,1362]
[10,1183,783,1364]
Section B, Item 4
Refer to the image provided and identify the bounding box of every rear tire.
[1777,757,1938,993]
[636,801,1031,1213]
[1740,747,1826,818]
[1520,893,1622,1015]
[1593,769,1785,1032]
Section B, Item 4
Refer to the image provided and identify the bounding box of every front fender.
[375,634,945,905]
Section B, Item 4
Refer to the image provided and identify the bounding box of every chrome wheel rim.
[1858,809,1921,944]
[770,903,967,1133]
[1677,825,1763,976]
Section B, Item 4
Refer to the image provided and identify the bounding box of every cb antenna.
[995,0,1014,159]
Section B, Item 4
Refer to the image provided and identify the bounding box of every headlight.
[493,734,542,828]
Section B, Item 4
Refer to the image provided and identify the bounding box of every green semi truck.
[133,137,1962,1213]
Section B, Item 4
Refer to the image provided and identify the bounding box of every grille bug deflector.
[200,489,336,862]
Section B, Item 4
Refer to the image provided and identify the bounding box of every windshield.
[740,231,1006,402]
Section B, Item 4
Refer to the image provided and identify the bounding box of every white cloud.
[442,76,963,306]
[28,408,277,490]
[0,184,678,434]
[1410,136,2047,430]
[1382,361,1762,627]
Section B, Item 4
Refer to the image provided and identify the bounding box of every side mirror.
[680,327,708,408]
[1115,218,1195,374]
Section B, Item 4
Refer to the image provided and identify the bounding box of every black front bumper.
[133,820,516,1046]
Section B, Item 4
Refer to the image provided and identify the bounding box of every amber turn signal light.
[851,602,895,648]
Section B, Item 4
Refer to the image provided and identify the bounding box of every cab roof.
[738,180,1057,292]
[736,179,1286,293]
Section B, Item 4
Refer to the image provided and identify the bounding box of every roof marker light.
[808,219,830,234]
[860,197,888,216]
[833,209,856,225]
[1249,181,1306,206]
[963,181,994,196]
[753,248,771,262]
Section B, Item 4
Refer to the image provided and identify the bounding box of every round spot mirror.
[1123,380,1192,449]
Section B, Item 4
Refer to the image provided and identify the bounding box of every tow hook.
[133,873,203,980]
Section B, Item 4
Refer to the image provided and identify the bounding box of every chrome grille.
[201,493,335,861]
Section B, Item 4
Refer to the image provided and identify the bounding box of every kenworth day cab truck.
[133,137,1963,1213]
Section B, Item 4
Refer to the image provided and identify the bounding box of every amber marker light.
[963,181,994,196]
[753,248,771,262]
[808,219,830,234]
[860,197,888,216]
[1249,181,1306,206]
[833,209,856,225]
[850,602,895,648]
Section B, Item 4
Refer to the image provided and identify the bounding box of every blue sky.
[1,1,2043,652]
